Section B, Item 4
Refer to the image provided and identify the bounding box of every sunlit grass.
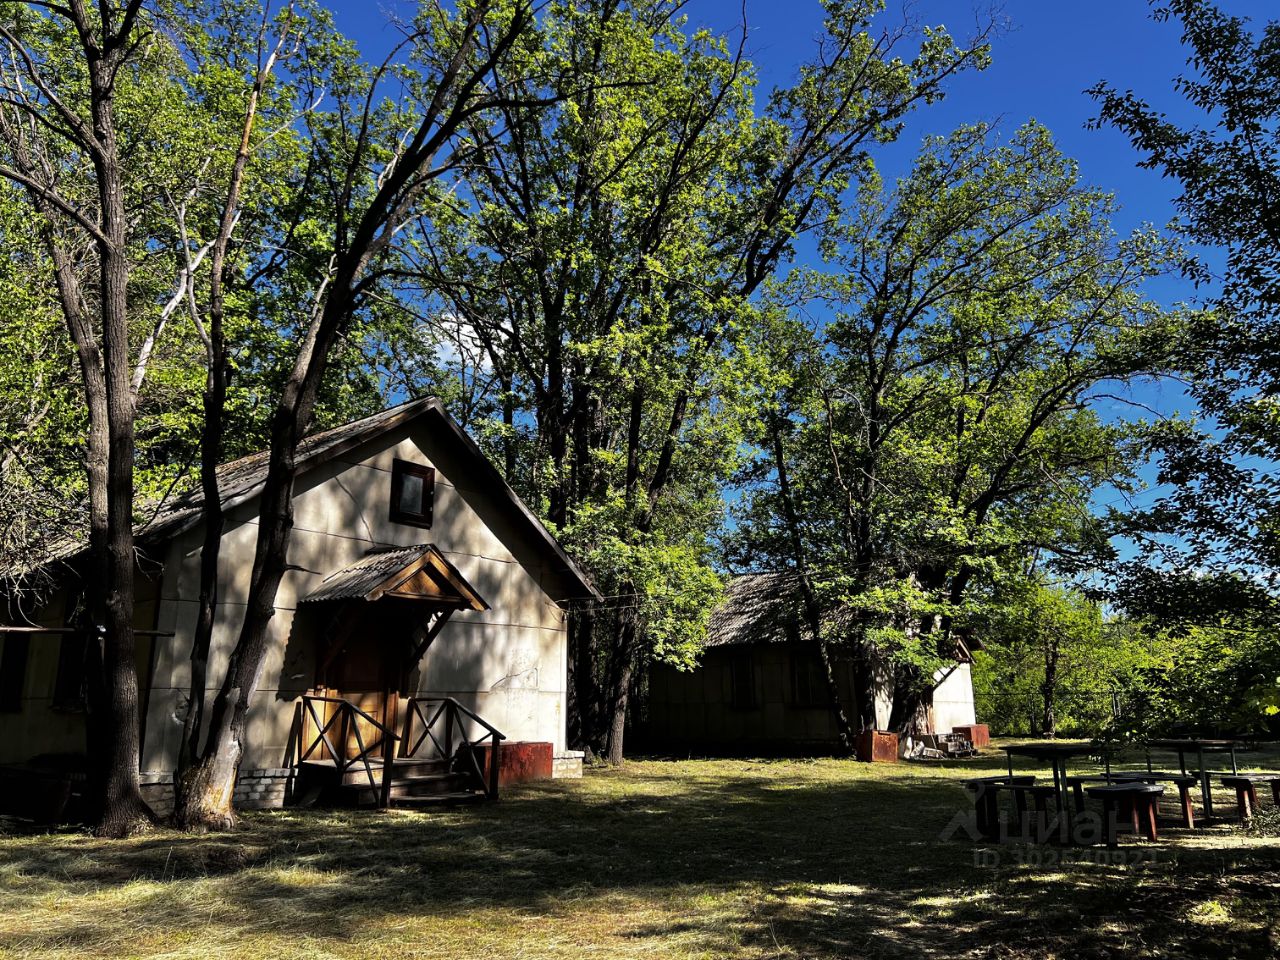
[0,745,1278,958]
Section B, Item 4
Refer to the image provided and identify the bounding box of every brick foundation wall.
[233,768,291,809]
[137,768,291,815]
[140,771,175,818]
[552,749,583,779]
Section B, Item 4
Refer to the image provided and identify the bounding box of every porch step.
[392,791,485,808]
[297,757,450,788]
[337,777,484,808]
[388,772,475,799]
[294,761,484,808]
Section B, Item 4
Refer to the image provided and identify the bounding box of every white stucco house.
[0,397,598,816]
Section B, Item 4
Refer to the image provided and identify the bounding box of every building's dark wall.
[637,642,861,755]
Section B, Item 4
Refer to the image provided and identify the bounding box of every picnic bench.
[999,782,1060,838]
[1003,742,1108,810]
[1086,783,1164,848]
[1220,774,1280,820]
[1110,772,1198,828]
[1146,738,1240,817]
[962,775,1036,838]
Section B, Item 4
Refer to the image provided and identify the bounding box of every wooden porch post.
[379,696,396,810]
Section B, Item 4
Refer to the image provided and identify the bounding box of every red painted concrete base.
[469,741,553,786]
[952,724,990,750]
[855,731,899,763]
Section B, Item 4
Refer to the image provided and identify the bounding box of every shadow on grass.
[1,759,1278,958]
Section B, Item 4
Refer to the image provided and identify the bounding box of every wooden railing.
[298,695,400,806]
[400,696,506,800]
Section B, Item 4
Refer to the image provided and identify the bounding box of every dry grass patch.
[0,749,1278,958]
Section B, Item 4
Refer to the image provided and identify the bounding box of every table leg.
[1199,746,1213,818]
[1144,797,1159,842]
[1230,746,1238,775]
[1007,753,1014,778]
[1102,797,1118,849]
[1146,746,1153,774]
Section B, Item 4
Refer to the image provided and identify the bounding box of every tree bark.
[1041,638,1059,739]
[568,600,600,751]
[602,616,636,764]
[173,14,278,827]
[87,42,154,837]
[851,651,878,732]
[768,414,856,754]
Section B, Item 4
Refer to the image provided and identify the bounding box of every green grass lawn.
[2,745,1279,959]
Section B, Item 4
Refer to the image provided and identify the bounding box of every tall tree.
[0,0,536,831]
[1091,0,1280,594]
[404,0,995,761]
[0,0,187,835]
[973,577,1114,739]
[173,0,541,829]
[731,122,1184,740]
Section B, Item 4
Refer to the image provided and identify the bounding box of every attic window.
[390,459,435,528]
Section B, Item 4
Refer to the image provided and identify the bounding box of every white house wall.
[0,574,161,765]
[140,416,571,777]
[930,661,977,734]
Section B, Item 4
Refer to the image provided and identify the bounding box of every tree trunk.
[602,616,636,764]
[174,398,313,828]
[41,225,118,825]
[1041,639,1059,739]
[887,664,927,735]
[768,414,856,754]
[851,645,878,733]
[93,133,154,839]
[65,40,154,836]
[172,377,225,826]
[568,603,600,750]
[174,37,263,825]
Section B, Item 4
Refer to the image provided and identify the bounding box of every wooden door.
[326,637,393,761]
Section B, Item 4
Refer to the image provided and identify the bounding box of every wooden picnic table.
[1145,738,1241,818]
[1003,742,1109,809]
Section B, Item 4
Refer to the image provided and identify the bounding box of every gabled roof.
[80,396,598,603]
[705,572,809,648]
[301,544,488,609]
[707,571,978,660]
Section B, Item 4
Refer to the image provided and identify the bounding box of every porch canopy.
[300,544,488,610]
[300,544,489,699]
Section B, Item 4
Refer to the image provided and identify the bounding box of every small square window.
[390,459,435,528]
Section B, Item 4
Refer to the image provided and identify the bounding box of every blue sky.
[326,0,1260,254]
[329,0,1266,535]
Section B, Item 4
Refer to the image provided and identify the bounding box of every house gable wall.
[1,414,570,779]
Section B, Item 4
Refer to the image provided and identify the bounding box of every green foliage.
[0,185,84,591]
[1115,613,1280,739]
[391,0,992,745]
[731,121,1184,715]
[971,578,1157,737]
[1092,1,1280,593]
[0,0,451,559]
